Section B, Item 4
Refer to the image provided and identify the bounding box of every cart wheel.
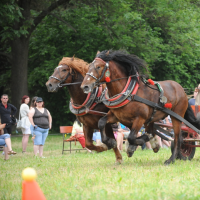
[171,141,196,160]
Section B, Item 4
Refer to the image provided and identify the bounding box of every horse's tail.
[184,103,200,129]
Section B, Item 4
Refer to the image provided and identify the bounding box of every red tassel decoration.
[164,103,172,109]
[105,77,111,82]
[147,79,155,85]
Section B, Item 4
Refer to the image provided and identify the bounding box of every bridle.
[86,58,139,86]
[49,66,82,88]
[86,58,109,86]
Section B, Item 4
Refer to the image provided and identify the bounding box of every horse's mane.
[58,57,89,77]
[96,50,147,76]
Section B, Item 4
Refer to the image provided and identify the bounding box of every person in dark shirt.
[0,94,17,134]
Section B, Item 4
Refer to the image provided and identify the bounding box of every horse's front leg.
[146,123,161,153]
[127,118,148,157]
[98,112,122,164]
[83,125,108,152]
[98,114,117,150]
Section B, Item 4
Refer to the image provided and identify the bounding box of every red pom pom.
[105,77,111,82]
[147,79,154,85]
[164,103,172,109]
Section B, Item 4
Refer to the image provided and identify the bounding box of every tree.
[0,0,69,109]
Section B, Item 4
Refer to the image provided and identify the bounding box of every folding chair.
[60,126,86,154]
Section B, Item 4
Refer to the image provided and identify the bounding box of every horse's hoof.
[97,143,108,151]
[164,159,172,165]
[126,145,137,157]
[127,152,134,157]
[153,147,160,153]
[115,159,123,164]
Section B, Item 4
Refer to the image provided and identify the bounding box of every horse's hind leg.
[164,118,181,165]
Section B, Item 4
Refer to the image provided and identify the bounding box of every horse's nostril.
[83,86,90,93]
[49,83,52,88]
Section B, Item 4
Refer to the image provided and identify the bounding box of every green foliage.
[1,0,200,128]
[0,0,27,42]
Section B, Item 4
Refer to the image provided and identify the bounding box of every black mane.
[96,50,147,76]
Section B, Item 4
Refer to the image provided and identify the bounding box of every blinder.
[86,58,109,86]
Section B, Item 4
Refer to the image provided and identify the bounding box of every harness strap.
[154,124,174,137]
[133,95,200,134]
[153,129,173,141]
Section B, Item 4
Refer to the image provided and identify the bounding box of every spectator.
[92,130,102,145]
[0,123,17,160]
[189,87,198,105]
[29,96,38,140]
[19,95,31,153]
[0,94,17,135]
[140,126,152,150]
[156,116,173,148]
[71,118,92,153]
[30,96,38,110]
[112,123,124,151]
[28,97,52,158]
[195,84,200,105]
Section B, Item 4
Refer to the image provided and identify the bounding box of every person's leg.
[22,127,31,152]
[117,132,123,151]
[39,128,49,157]
[34,145,39,155]
[4,136,16,154]
[96,139,101,145]
[162,139,170,147]
[33,127,42,156]
[145,141,152,149]
[22,134,29,152]
[39,145,44,157]
[22,134,24,150]
[4,146,9,160]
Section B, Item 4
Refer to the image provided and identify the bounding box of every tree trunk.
[11,36,30,111]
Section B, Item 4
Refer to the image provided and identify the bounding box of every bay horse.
[46,56,122,163]
[81,50,200,165]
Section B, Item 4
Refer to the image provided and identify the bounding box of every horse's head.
[46,64,74,92]
[81,58,109,94]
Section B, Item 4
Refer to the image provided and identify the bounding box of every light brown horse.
[46,57,122,163]
[81,50,200,165]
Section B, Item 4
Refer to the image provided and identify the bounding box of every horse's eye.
[97,66,101,69]
[62,69,67,72]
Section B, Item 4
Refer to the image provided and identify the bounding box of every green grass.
[1,135,200,200]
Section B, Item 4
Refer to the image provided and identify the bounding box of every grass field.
[1,135,200,200]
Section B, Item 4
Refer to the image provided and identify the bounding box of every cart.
[155,105,200,160]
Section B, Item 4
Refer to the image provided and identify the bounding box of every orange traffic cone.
[22,167,46,200]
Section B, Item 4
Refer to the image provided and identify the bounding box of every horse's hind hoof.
[164,159,173,165]
[153,147,160,153]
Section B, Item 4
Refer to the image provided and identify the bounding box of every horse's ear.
[106,51,110,55]
[71,55,75,61]
[96,51,100,55]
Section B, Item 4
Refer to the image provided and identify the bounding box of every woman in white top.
[20,95,31,153]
